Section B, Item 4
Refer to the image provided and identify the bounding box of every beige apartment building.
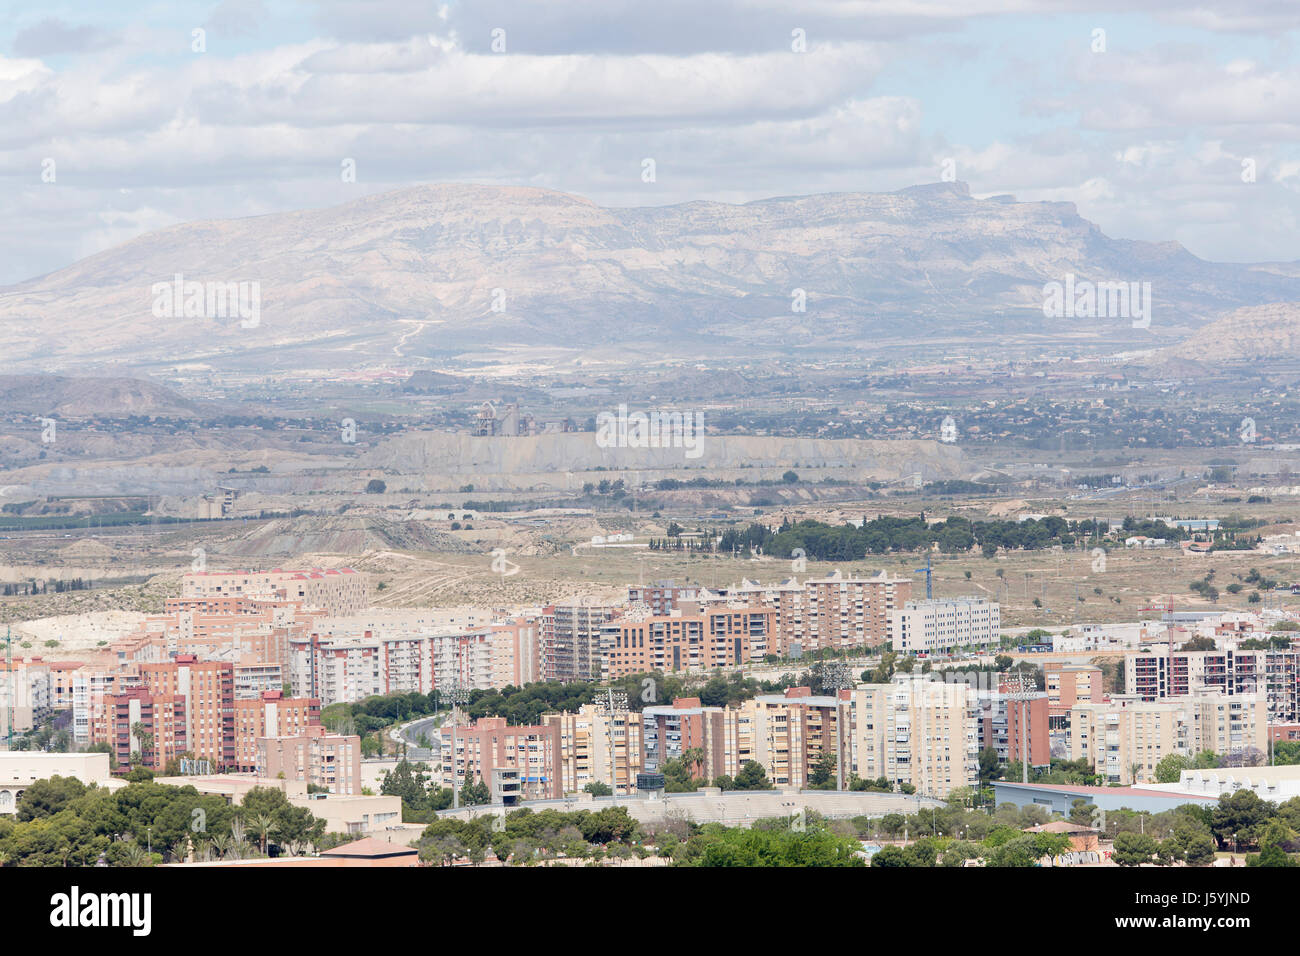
[257,725,363,795]
[848,677,979,797]
[726,570,911,655]
[542,703,643,795]
[640,688,848,790]
[1068,693,1268,784]
[182,568,370,617]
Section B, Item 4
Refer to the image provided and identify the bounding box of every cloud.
[0,2,1299,285]
[11,18,117,57]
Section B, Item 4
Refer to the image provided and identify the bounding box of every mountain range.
[3,181,1299,375]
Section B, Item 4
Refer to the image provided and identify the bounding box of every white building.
[890,597,1000,655]
[0,752,123,815]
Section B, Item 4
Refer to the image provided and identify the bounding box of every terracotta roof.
[1024,821,1097,834]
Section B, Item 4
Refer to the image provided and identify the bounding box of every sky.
[0,0,1298,285]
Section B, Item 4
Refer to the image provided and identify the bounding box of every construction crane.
[1141,596,1174,618]
[913,553,934,600]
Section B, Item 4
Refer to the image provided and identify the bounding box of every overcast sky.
[1,0,1298,285]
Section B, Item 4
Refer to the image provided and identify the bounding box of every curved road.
[390,712,446,763]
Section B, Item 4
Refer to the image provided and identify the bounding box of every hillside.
[5,182,1300,374]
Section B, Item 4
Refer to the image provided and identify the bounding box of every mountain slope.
[3,181,1299,373]
[1163,302,1300,362]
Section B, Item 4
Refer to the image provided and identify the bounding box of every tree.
[782,471,799,484]
[1112,831,1158,866]
[583,781,613,797]
[978,747,1001,788]
[870,845,908,867]
[1155,753,1191,784]
[1211,790,1273,849]
[247,812,278,855]
[15,776,88,822]
[733,761,774,791]
[1178,827,1217,866]
[987,835,1042,867]
[1068,798,1099,826]
[365,479,387,494]
[808,752,837,790]
[131,721,154,766]
[459,776,491,806]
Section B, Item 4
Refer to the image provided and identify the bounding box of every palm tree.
[249,813,277,855]
[209,833,231,860]
[121,842,152,867]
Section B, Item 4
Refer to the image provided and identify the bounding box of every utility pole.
[604,686,628,799]
[4,627,11,749]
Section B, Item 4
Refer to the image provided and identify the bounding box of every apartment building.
[257,724,363,795]
[1068,693,1268,784]
[727,570,912,655]
[139,656,235,770]
[600,604,772,679]
[230,658,285,700]
[288,621,540,705]
[233,690,321,772]
[486,617,541,688]
[743,688,843,788]
[1126,647,1300,723]
[978,690,1051,768]
[438,716,562,801]
[182,567,369,617]
[626,582,702,615]
[289,633,384,705]
[0,657,52,734]
[48,661,84,711]
[541,702,643,795]
[542,600,618,681]
[101,687,188,772]
[641,689,845,789]
[641,697,728,779]
[848,677,979,797]
[1043,662,1105,729]
[890,597,1001,655]
[75,669,141,745]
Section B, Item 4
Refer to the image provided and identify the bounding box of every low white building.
[0,751,123,815]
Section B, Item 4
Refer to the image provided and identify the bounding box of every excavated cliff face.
[361,431,966,484]
[0,428,969,497]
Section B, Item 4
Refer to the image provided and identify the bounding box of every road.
[390,712,445,763]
